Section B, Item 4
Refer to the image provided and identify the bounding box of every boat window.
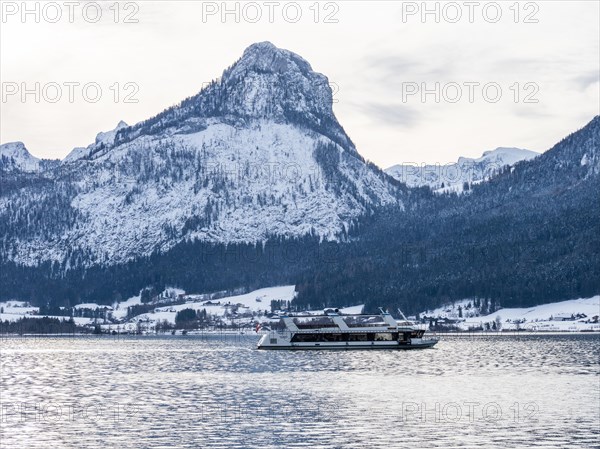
[322,333,344,342]
[291,333,345,342]
[374,333,393,341]
[291,333,314,342]
[347,333,369,341]
[399,332,411,342]
[293,317,338,329]
[344,316,388,328]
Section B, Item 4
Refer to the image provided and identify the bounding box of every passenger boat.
[257,309,438,350]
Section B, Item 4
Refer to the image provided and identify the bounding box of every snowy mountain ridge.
[386,147,539,193]
[63,120,129,162]
[0,141,40,172]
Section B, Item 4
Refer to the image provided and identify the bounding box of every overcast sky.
[1,1,599,167]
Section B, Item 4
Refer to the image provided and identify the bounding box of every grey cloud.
[357,102,421,128]
[512,106,554,120]
[366,54,456,82]
[571,72,599,91]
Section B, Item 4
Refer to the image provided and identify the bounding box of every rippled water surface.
[1,334,598,448]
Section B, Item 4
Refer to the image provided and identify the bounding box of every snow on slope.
[386,147,539,193]
[0,286,364,328]
[0,142,40,171]
[423,296,600,331]
[0,313,93,325]
[130,285,297,325]
[58,122,397,266]
[471,147,539,166]
[332,304,364,314]
[63,121,128,162]
[127,286,365,326]
[112,294,143,320]
[0,301,94,325]
[477,296,599,322]
[0,301,38,315]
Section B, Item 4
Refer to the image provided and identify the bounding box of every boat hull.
[257,339,438,350]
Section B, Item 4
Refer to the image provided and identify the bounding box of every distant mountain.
[0,42,401,269]
[0,142,40,172]
[385,147,539,193]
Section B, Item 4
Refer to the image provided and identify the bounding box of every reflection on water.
[1,334,598,448]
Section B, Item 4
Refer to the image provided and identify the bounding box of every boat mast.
[397,308,409,321]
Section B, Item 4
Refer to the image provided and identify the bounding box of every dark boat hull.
[257,340,438,350]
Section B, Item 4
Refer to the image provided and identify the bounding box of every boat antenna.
[397,308,408,321]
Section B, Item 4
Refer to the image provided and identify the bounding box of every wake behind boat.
[257,309,438,350]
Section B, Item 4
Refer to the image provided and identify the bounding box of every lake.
[1,334,598,448]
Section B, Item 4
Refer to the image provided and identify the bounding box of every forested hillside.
[294,116,600,313]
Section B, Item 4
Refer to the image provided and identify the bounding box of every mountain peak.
[113,42,356,153]
[472,147,539,165]
[0,141,27,152]
[63,121,129,163]
[242,41,278,57]
[95,120,128,144]
[0,141,40,171]
[245,41,277,51]
[220,42,331,115]
[228,41,313,78]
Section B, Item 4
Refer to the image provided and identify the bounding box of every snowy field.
[129,285,296,326]
[0,299,93,325]
[422,296,600,331]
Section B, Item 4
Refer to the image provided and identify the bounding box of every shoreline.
[1,330,599,338]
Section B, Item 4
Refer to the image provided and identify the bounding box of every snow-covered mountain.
[386,147,539,193]
[63,120,129,163]
[0,42,401,268]
[0,141,40,172]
